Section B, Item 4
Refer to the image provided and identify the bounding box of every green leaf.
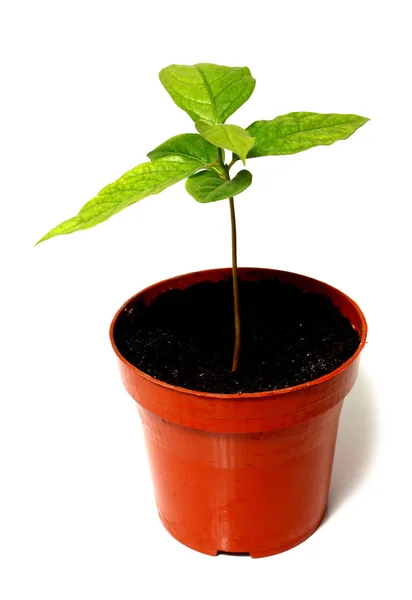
[185,169,252,203]
[36,157,201,244]
[159,63,255,125]
[244,112,369,158]
[147,133,219,168]
[195,121,254,165]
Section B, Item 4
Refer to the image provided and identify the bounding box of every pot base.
[159,509,326,558]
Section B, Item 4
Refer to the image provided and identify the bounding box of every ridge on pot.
[110,268,367,558]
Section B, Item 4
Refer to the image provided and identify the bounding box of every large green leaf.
[195,121,254,165]
[36,157,201,244]
[185,169,252,203]
[159,63,255,125]
[147,133,219,167]
[244,112,369,158]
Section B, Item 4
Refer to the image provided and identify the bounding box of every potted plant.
[37,63,369,557]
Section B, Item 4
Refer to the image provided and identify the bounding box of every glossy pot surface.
[110,268,367,557]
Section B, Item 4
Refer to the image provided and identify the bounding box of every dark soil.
[114,277,360,394]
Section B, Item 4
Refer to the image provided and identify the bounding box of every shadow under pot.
[110,267,367,558]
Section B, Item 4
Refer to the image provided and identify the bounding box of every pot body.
[110,268,367,557]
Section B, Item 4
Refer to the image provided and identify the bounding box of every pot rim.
[109,267,367,400]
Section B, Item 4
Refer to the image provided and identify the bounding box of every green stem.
[218,149,241,372]
[228,195,240,371]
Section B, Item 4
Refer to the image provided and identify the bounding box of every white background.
[1,0,411,598]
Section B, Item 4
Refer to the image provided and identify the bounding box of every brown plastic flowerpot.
[110,268,367,558]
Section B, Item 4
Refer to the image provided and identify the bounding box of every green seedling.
[37,63,369,371]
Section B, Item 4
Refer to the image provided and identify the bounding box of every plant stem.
[229,195,241,371]
[218,148,241,372]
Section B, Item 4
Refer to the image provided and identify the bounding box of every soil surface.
[114,277,360,394]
